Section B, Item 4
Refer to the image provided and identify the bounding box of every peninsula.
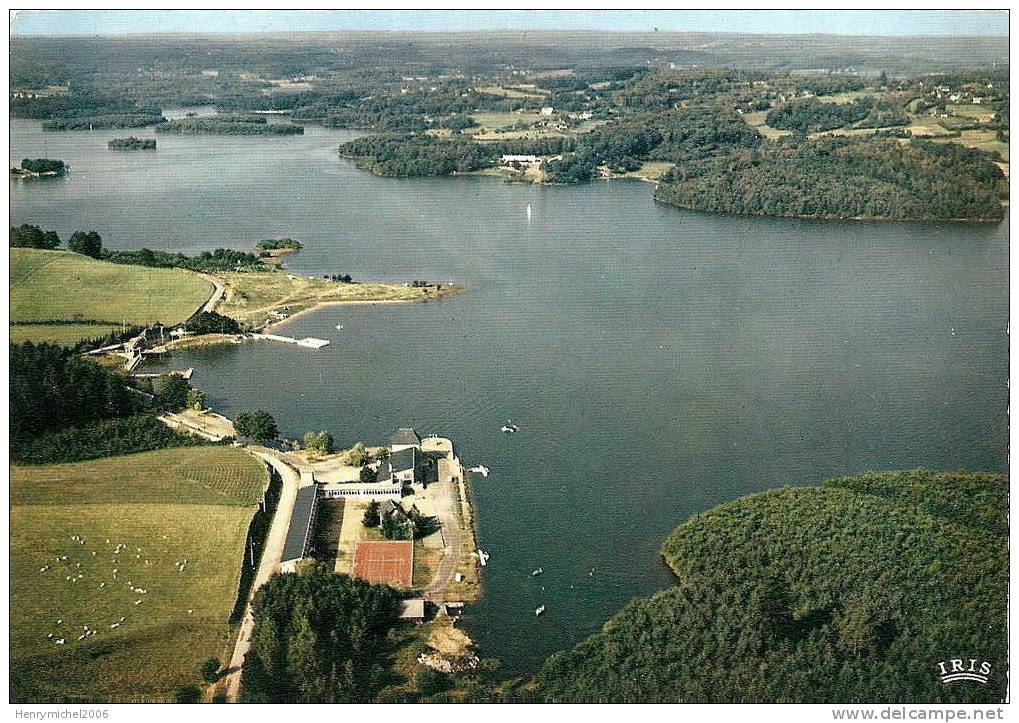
[156,115,304,135]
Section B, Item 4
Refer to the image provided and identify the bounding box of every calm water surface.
[11,117,1009,673]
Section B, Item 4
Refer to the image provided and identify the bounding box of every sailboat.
[526,203,532,222]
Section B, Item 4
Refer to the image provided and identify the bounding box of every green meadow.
[10,447,266,702]
[10,248,212,345]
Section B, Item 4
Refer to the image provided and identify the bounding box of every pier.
[250,333,330,349]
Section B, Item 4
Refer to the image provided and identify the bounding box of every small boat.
[468,465,490,477]
[335,324,344,330]
[535,605,546,617]
[477,549,490,566]
[527,203,532,221]
[531,567,543,577]
[501,421,519,433]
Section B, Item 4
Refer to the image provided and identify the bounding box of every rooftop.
[389,427,421,447]
[390,446,417,473]
[281,485,318,563]
[400,598,426,620]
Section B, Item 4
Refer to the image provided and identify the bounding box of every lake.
[10,117,1009,674]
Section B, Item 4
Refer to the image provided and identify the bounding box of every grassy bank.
[10,249,212,345]
[10,447,267,702]
[212,271,463,328]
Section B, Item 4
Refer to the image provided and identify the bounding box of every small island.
[255,237,303,264]
[108,136,156,150]
[11,158,67,178]
[155,115,304,136]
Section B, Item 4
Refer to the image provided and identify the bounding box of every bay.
[10,117,1008,673]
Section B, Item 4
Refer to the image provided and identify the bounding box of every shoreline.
[651,197,1005,225]
[261,290,463,333]
[262,298,417,333]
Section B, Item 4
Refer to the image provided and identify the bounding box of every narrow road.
[201,274,226,313]
[222,449,301,703]
[423,481,463,603]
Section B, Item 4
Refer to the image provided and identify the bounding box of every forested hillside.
[535,470,1007,703]
[654,138,1006,221]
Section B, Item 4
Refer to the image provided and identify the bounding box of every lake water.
[10,118,1009,674]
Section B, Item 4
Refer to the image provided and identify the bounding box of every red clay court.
[352,541,414,587]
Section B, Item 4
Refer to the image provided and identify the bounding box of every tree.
[68,230,103,258]
[362,500,381,528]
[381,513,412,540]
[359,464,376,484]
[153,375,192,411]
[201,657,221,682]
[239,567,401,702]
[346,441,370,466]
[10,224,60,249]
[304,430,334,454]
[187,388,207,411]
[235,410,279,443]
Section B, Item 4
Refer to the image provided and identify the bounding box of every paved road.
[424,481,463,603]
[201,274,226,313]
[222,449,302,703]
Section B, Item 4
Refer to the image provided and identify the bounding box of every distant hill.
[535,469,1007,703]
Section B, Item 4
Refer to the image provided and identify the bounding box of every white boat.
[335,324,344,330]
[501,421,519,433]
[535,605,546,617]
[531,567,543,577]
[468,465,490,477]
[526,203,532,221]
[477,549,490,566]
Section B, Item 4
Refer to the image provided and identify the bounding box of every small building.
[501,154,540,169]
[280,485,318,573]
[400,598,426,622]
[390,427,421,452]
[540,106,554,115]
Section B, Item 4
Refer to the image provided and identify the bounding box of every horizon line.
[9,28,1010,40]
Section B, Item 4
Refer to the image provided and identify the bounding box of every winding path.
[222,449,301,703]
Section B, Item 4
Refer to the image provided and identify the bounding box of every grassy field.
[605,160,674,182]
[475,84,548,100]
[214,271,462,328]
[10,447,267,702]
[742,110,793,140]
[928,128,1010,162]
[10,249,212,345]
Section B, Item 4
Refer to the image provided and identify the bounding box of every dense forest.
[767,97,875,133]
[43,114,165,131]
[535,469,1007,703]
[766,97,911,133]
[239,568,403,702]
[340,134,501,177]
[654,137,1006,221]
[10,342,208,463]
[545,107,761,182]
[155,116,304,135]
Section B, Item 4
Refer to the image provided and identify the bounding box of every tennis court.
[351,540,414,587]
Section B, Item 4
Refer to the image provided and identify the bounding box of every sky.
[8,9,1010,37]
